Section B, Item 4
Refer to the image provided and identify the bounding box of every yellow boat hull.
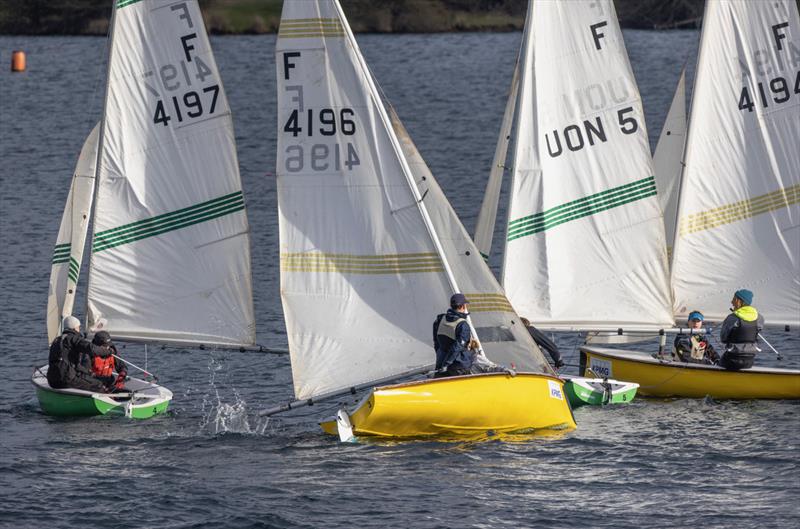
[319,372,576,438]
[581,347,800,399]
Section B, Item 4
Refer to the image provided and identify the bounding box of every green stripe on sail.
[67,257,80,284]
[480,251,489,262]
[116,0,143,8]
[507,176,657,241]
[93,192,246,253]
[52,243,71,264]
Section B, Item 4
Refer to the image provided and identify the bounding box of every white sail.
[502,0,673,331]
[46,123,99,344]
[276,0,551,400]
[671,0,800,326]
[473,57,520,261]
[86,0,255,346]
[652,66,686,256]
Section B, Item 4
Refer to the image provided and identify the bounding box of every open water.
[1,30,798,529]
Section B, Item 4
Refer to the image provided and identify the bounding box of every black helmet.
[92,331,112,346]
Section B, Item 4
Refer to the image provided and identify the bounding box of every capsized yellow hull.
[581,347,800,399]
[320,372,576,438]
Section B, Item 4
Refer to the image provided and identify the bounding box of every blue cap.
[687,311,704,322]
[450,293,469,307]
[734,289,753,305]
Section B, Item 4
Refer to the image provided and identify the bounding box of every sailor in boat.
[433,293,514,378]
[89,331,127,392]
[672,311,719,365]
[47,315,113,392]
[519,317,565,370]
[719,289,764,371]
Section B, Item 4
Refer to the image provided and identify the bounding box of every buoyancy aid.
[436,317,466,341]
[92,355,115,377]
[726,306,760,344]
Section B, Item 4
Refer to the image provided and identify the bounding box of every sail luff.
[473,55,521,261]
[83,1,118,333]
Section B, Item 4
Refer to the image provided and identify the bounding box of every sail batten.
[670,0,800,325]
[85,0,255,346]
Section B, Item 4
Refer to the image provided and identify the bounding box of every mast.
[83,0,118,330]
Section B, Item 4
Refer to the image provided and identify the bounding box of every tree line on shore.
[0,0,708,36]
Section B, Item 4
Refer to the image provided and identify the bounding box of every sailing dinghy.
[268,0,575,439]
[34,0,256,417]
[581,0,800,399]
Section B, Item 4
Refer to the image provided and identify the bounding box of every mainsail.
[501,0,673,330]
[47,123,99,344]
[276,0,552,401]
[86,0,255,346]
[671,0,800,325]
[652,66,687,257]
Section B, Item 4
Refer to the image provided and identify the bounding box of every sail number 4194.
[738,71,800,113]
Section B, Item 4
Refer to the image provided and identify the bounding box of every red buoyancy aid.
[92,355,115,378]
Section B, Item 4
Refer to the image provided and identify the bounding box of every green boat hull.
[33,366,171,419]
[563,376,639,408]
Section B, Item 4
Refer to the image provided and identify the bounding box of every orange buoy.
[11,50,26,72]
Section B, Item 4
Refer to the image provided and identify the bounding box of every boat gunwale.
[373,371,565,392]
[31,365,171,402]
[581,346,800,376]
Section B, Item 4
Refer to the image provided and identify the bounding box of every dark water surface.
[1,31,798,528]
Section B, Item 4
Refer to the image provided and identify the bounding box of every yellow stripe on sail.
[464,293,515,313]
[679,184,800,236]
[280,252,444,274]
[278,18,345,38]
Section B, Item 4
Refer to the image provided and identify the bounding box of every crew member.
[433,293,512,377]
[90,331,128,391]
[673,311,718,364]
[47,315,112,392]
[520,317,565,370]
[719,289,763,370]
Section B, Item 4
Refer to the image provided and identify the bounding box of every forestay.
[670,0,800,326]
[86,0,255,346]
[502,0,673,330]
[276,0,551,401]
[652,66,686,257]
[47,124,99,344]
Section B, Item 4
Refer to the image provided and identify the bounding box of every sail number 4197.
[738,71,800,113]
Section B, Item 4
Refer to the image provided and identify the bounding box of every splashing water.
[199,354,270,435]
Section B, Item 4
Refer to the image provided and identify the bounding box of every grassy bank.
[0,0,707,36]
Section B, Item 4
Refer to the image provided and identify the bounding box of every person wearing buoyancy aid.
[719,289,764,370]
[47,315,111,392]
[673,311,719,365]
[433,293,475,377]
[433,293,512,378]
[90,331,128,391]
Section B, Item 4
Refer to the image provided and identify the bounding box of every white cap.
[62,315,81,331]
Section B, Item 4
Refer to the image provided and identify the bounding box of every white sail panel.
[671,0,800,325]
[46,124,99,344]
[652,67,686,256]
[87,0,255,346]
[502,0,673,330]
[474,58,520,261]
